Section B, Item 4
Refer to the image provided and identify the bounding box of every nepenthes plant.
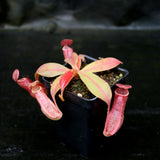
[12,39,132,137]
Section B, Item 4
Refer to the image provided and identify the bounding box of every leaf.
[64,52,79,71]
[77,54,85,70]
[81,57,122,73]
[78,71,112,106]
[59,69,75,98]
[35,63,69,80]
[50,76,61,105]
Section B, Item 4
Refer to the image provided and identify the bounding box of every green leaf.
[35,63,69,80]
[81,57,122,73]
[78,71,112,106]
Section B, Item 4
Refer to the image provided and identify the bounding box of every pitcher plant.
[12,39,132,137]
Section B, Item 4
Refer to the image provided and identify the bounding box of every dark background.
[0,0,160,160]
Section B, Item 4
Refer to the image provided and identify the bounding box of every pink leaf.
[78,71,112,106]
[59,69,75,99]
[50,76,61,105]
[64,52,79,71]
[81,57,122,73]
[35,63,69,80]
[77,54,85,70]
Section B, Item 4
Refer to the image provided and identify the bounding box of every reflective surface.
[0,29,160,159]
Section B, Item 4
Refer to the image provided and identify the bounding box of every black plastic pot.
[43,55,129,158]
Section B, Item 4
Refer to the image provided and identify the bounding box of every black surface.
[0,29,160,160]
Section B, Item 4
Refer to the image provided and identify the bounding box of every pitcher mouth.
[115,88,129,96]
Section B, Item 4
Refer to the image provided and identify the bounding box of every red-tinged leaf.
[61,39,73,46]
[64,52,79,71]
[78,71,112,106]
[81,57,122,73]
[50,76,61,104]
[35,63,69,80]
[77,54,85,70]
[60,69,75,98]
[62,45,73,59]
